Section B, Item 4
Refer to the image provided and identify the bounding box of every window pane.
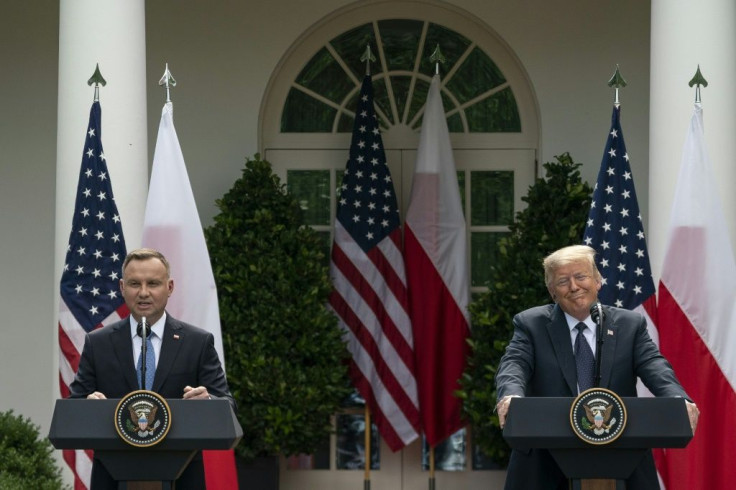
[466,87,521,132]
[281,88,336,132]
[421,428,467,471]
[446,47,506,104]
[470,171,514,226]
[336,413,380,470]
[377,19,423,72]
[447,113,463,132]
[287,170,331,225]
[296,47,354,104]
[331,23,384,80]
[471,232,509,287]
[372,77,393,125]
[391,76,413,121]
[407,79,429,126]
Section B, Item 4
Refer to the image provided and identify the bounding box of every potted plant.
[458,153,593,466]
[205,155,352,487]
[0,409,67,489]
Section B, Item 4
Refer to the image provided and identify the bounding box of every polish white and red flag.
[142,101,237,489]
[404,74,470,446]
[658,102,736,490]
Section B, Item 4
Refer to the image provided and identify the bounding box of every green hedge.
[0,410,66,490]
[205,155,352,460]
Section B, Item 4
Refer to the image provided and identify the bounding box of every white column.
[649,0,736,281]
[54,0,148,399]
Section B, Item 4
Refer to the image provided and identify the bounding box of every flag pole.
[426,44,445,490]
[607,64,627,108]
[158,63,177,103]
[429,446,436,490]
[87,63,106,102]
[360,43,376,490]
[688,65,708,104]
[364,404,371,490]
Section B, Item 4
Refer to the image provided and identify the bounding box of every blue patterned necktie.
[136,333,156,391]
[574,322,595,392]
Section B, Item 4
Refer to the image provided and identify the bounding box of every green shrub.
[458,153,593,465]
[0,410,66,490]
[205,155,352,460]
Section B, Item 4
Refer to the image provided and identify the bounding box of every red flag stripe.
[658,282,736,490]
[330,261,417,394]
[404,226,470,445]
[329,288,420,414]
[348,359,411,450]
[331,237,414,364]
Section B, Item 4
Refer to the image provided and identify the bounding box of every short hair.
[122,248,171,277]
[543,245,601,288]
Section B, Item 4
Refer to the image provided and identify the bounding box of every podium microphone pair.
[590,303,605,388]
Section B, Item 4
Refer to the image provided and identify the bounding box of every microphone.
[590,302,605,325]
[590,303,604,387]
[138,316,148,391]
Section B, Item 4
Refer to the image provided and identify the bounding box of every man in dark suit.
[495,245,699,490]
[69,248,235,490]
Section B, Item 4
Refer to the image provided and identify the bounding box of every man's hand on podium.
[496,395,521,429]
[182,385,211,400]
[685,400,699,434]
[86,391,107,400]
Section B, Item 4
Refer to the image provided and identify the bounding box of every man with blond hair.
[495,244,698,490]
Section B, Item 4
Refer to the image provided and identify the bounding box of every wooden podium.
[503,397,692,490]
[49,398,242,489]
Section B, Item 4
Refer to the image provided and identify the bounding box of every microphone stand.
[593,304,604,387]
[140,316,148,391]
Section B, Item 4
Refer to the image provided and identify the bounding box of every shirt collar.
[563,312,594,332]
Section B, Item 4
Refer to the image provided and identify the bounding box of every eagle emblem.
[129,402,160,436]
[570,388,627,445]
[115,391,171,446]
[583,402,617,435]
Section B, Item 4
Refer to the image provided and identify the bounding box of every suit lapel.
[598,306,617,389]
[112,318,139,392]
[153,316,183,392]
[546,305,578,395]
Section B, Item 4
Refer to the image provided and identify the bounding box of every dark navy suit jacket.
[70,314,234,489]
[496,304,689,490]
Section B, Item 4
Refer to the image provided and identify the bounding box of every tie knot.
[576,322,587,334]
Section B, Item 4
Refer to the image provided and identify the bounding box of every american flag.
[328,75,421,451]
[58,101,128,489]
[583,105,656,315]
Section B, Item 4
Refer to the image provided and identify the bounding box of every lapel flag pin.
[607,329,614,336]
[173,334,180,340]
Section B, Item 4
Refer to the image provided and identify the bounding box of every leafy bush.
[458,153,593,465]
[205,155,352,460]
[0,410,66,490]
